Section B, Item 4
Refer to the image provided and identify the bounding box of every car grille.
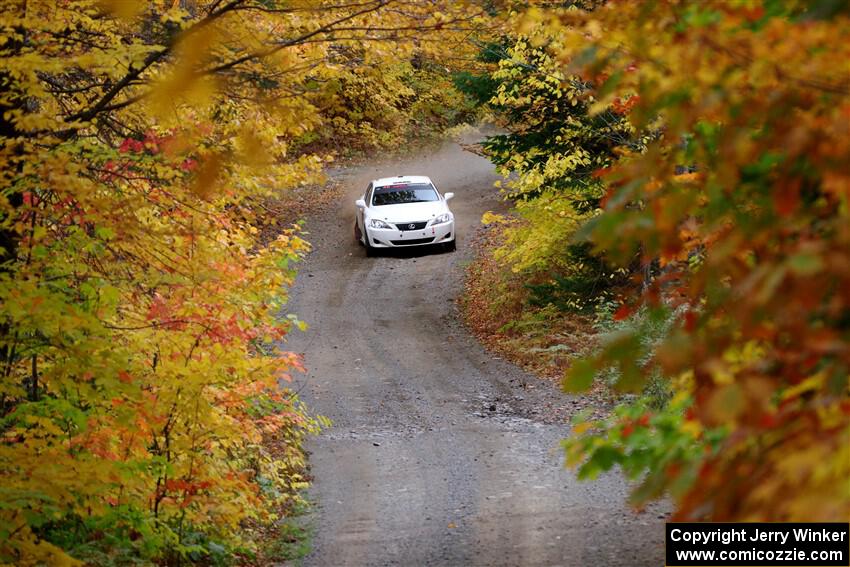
[395,221,428,231]
[390,237,434,246]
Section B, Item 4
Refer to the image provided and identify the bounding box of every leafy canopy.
[548,0,850,521]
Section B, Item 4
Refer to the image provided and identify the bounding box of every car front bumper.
[366,221,454,248]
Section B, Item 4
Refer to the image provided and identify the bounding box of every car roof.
[372,175,433,188]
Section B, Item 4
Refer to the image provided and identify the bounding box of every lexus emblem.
[408,224,416,229]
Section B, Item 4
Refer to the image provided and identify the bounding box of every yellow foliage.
[0,0,496,562]
[536,0,850,521]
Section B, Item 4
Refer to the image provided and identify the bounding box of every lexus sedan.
[354,175,456,255]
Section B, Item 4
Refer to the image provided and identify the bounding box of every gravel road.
[284,135,667,566]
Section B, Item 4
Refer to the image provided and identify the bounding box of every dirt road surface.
[284,135,667,566]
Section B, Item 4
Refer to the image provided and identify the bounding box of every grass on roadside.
[262,502,314,564]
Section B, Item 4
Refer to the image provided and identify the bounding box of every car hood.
[368,201,449,222]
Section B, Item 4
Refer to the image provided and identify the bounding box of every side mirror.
[444,192,455,201]
[355,199,367,208]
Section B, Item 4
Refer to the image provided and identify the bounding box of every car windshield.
[372,183,439,206]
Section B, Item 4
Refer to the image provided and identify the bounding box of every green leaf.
[563,358,596,392]
[788,253,823,276]
[578,446,622,479]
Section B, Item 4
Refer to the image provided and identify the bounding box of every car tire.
[354,220,363,244]
[364,236,376,257]
[444,239,456,252]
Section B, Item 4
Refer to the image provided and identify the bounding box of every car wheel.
[354,220,363,244]
[444,239,456,252]
[364,235,376,257]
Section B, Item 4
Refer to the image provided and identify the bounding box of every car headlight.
[432,213,452,225]
[368,219,392,229]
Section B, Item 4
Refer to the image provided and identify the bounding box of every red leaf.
[774,179,800,217]
[684,310,697,332]
[759,412,778,428]
[613,303,632,321]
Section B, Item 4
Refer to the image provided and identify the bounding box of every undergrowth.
[461,220,598,380]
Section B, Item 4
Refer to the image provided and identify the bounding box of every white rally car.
[354,175,456,255]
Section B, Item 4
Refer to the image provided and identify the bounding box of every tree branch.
[64,0,247,124]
